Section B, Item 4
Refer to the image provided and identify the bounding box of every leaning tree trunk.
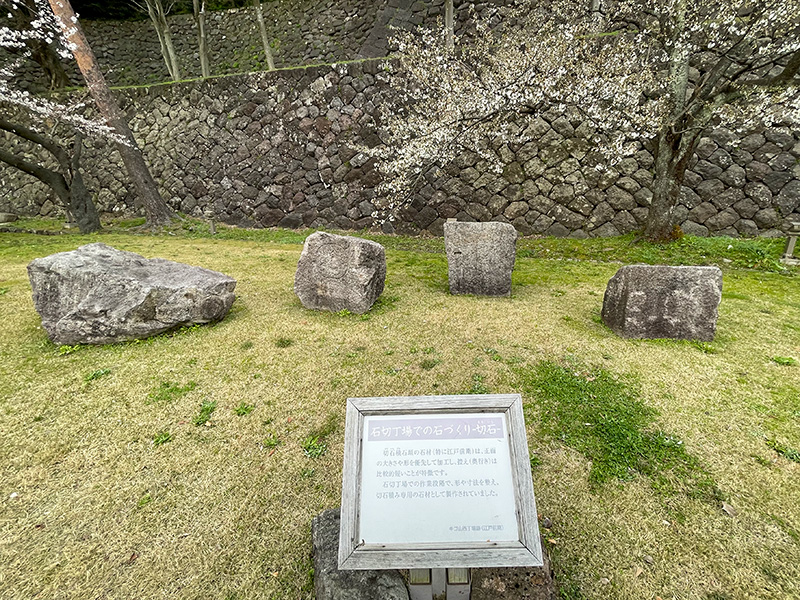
[147,0,181,81]
[0,127,100,233]
[252,0,275,71]
[193,0,210,78]
[47,0,173,228]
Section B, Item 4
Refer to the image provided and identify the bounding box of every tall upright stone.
[294,232,386,314]
[601,265,723,341]
[444,221,518,296]
[27,243,236,345]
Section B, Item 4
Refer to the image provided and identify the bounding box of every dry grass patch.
[0,231,798,600]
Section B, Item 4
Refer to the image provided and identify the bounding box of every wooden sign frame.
[338,394,542,570]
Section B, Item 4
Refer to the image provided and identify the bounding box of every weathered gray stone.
[27,243,236,345]
[763,171,793,194]
[0,213,18,223]
[601,265,722,341]
[775,180,800,216]
[546,222,571,237]
[606,185,636,210]
[735,219,759,237]
[695,178,725,200]
[754,208,781,228]
[591,222,621,237]
[705,209,739,231]
[444,221,517,296]
[744,182,773,207]
[680,220,709,237]
[312,509,409,600]
[733,197,759,219]
[294,232,385,314]
[505,201,529,219]
[688,202,717,224]
[471,542,558,600]
[612,210,638,234]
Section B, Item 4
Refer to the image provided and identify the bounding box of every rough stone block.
[444,221,517,296]
[601,265,722,341]
[471,544,558,600]
[312,509,409,600]
[294,232,385,314]
[27,243,236,345]
[0,213,18,223]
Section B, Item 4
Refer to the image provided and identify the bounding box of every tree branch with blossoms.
[367,0,800,241]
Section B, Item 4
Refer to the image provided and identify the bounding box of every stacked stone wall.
[1,61,798,237]
[6,0,478,91]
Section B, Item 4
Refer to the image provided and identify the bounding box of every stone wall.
[8,0,476,91]
[2,61,798,238]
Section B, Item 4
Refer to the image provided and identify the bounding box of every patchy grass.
[192,400,217,426]
[4,216,793,273]
[84,368,112,382]
[152,430,173,446]
[771,356,797,367]
[767,439,800,463]
[516,359,722,502]
[0,228,798,600]
[234,402,255,416]
[147,380,197,404]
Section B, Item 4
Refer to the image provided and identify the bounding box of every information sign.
[338,394,542,570]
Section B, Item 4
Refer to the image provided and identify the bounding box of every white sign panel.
[359,413,518,544]
[338,394,542,570]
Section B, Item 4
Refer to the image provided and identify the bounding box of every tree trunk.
[66,169,99,233]
[252,0,275,71]
[0,132,100,233]
[66,135,101,233]
[147,0,181,81]
[444,0,454,49]
[193,0,210,78]
[643,130,682,241]
[644,127,697,242]
[47,0,174,228]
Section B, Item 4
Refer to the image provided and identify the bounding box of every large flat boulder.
[601,265,722,341]
[28,243,236,345]
[312,509,409,600]
[294,232,385,314]
[444,221,517,296]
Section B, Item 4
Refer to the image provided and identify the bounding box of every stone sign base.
[312,509,409,600]
[311,509,557,600]
[471,561,557,600]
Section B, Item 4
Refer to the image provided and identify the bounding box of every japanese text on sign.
[368,416,504,441]
[358,412,519,545]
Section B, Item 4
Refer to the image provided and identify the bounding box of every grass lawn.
[0,223,798,600]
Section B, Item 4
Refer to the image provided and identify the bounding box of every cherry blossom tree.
[3,0,68,89]
[372,0,800,242]
[1,0,106,231]
[0,0,174,230]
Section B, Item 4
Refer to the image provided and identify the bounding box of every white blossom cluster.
[0,0,118,139]
[367,0,800,221]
